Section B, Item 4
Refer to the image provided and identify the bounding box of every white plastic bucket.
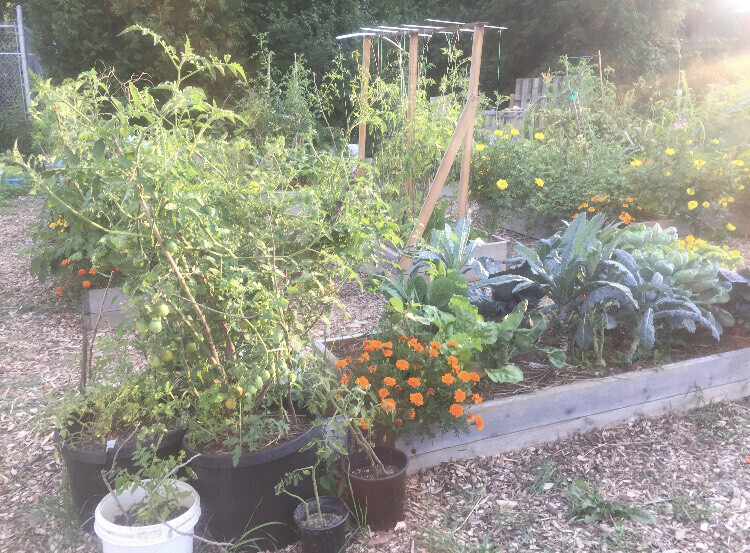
[94,480,200,553]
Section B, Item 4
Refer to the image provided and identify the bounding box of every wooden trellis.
[336,20,506,270]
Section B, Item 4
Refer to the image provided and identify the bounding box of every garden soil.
[1,196,749,552]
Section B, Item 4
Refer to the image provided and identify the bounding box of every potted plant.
[332,334,486,530]
[275,435,349,553]
[94,444,201,552]
[12,28,396,547]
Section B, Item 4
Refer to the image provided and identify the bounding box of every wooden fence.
[481,75,567,133]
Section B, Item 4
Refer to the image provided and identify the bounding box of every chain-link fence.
[0,7,43,152]
[0,23,24,116]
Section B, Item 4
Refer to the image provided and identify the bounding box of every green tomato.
[240,319,252,330]
[185,342,198,353]
[160,350,173,362]
[262,370,271,381]
[254,375,264,389]
[149,319,163,334]
[165,240,179,254]
[224,397,237,410]
[247,385,258,395]
[154,303,170,318]
[122,283,133,296]
[148,353,162,368]
[135,319,149,336]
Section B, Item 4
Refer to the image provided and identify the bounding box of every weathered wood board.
[315,334,750,474]
[81,287,131,331]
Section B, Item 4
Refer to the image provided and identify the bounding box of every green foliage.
[565,479,655,525]
[11,31,398,460]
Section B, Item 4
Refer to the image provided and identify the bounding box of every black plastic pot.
[293,496,348,553]
[56,426,185,531]
[183,422,323,550]
[347,446,408,531]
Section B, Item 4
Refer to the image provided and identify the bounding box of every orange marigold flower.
[55,287,63,295]
[395,418,403,426]
[454,388,467,402]
[430,341,441,349]
[448,355,459,366]
[383,376,396,386]
[369,364,377,373]
[354,376,369,390]
[383,349,393,358]
[472,393,483,404]
[410,393,424,406]
[441,373,455,385]
[379,388,390,399]
[473,414,485,430]
[395,359,409,371]
[360,418,370,430]
[413,343,425,353]
[429,348,438,357]
[61,259,68,266]
[335,359,348,370]
[363,339,382,352]
[398,335,408,342]
[358,352,370,362]
[468,372,480,382]
[88,268,96,275]
[77,269,86,276]
[449,404,464,418]
[466,413,474,422]
[381,398,396,413]
[382,341,393,349]
[457,371,471,382]
[82,281,91,288]
[408,410,415,420]
[407,337,418,347]
[407,377,421,388]
[447,341,458,347]
[340,374,349,385]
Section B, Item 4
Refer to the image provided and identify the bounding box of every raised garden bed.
[314,334,750,473]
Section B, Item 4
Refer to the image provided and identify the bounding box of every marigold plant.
[338,335,484,439]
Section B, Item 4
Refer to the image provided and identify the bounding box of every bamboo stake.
[357,37,372,178]
[398,93,481,271]
[405,32,419,199]
[457,24,485,219]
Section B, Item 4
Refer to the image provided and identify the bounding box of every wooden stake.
[457,24,485,219]
[357,37,372,178]
[405,32,419,199]
[398,94,481,271]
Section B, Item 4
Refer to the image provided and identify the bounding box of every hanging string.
[497,30,502,99]
[338,42,348,123]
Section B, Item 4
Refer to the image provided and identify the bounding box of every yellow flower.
[630,159,642,167]
[687,139,693,145]
[475,144,486,152]
[711,138,719,144]
[733,160,745,167]
[535,177,545,187]
[723,245,730,250]
[719,198,728,207]
[496,179,508,190]
[731,250,741,256]
[740,185,746,190]
[665,148,675,156]
[686,235,695,242]
[664,170,671,176]
[248,181,260,192]
[686,188,695,195]
[688,201,698,210]
[493,129,504,137]
[693,159,706,169]
[727,223,736,231]
[729,196,735,202]
[510,128,519,136]
[534,132,545,140]
[688,151,694,156]
[702,201,710,208]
